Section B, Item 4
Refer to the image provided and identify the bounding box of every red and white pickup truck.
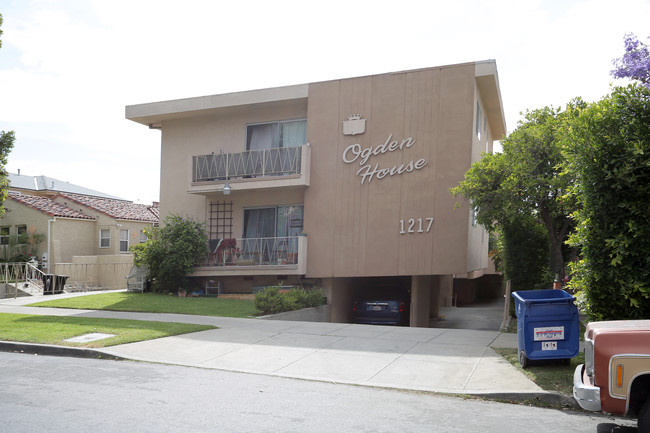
[573,320,650,431]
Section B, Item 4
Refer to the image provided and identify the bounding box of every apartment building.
[126,61,506,326]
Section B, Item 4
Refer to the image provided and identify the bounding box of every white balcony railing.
[193,145,305,183]
[202,236,307,267]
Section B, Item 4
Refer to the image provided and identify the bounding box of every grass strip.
[493,347,584,395]
[0,313,216,348]
[28,292,260,318]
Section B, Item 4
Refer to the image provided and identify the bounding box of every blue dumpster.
[512,289,579,368]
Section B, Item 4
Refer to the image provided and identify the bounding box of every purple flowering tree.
[611,33,650,88]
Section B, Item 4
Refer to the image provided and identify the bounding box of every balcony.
[189,144,310,194]
[192,236,307,277]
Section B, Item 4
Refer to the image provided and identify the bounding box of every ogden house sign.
[341,115,428,185]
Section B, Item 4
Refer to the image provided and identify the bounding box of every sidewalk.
[0,293,563,402]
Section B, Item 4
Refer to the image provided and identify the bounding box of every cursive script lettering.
[356,159,428,184]
[342,134,416,165]
[342,133,428,184]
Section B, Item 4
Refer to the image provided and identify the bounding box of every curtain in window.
[280,120,307,147]
[276,205,304,237]
[247,123,277,150]
[243,208,276,238]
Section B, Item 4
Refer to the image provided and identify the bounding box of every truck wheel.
[519,351,529,369]
[639,399,650,433]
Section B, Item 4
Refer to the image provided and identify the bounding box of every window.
[16,225,27,243]
[246,119,307,150]
[475,101,482,141]
[241,205,304,264]
[243,205,304,238]
[120,229,129,252]
[100,229,110,248]
[139,229,148,243]
[0,227,9,246]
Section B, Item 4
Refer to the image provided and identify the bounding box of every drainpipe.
[47,218,56,273]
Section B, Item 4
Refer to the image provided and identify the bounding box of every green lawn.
[28,292,261,318]
[0,313,216,348]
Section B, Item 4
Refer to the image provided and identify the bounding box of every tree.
[131,215,208,292]
[564,84,650,320]
[0,16,15,215]
[611,33,650,89]
[452,104,579,286]
[0,131,15,216]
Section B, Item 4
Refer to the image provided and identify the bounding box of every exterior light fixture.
[223,182,231,195]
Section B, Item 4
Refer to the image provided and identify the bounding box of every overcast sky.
[0,0,648,204]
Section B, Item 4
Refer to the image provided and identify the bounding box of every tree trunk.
[539,206,570,282]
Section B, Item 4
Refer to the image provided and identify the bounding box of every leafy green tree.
[500,216,552,293]
[0,131,15,216]
[0,17,15,215]
[131,215,208,292]
[564,84,650,320]
[452,104,579,285]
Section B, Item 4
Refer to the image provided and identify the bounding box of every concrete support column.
[327,278,354,323]
[410,275,432,328]
[438,274,454,307]
[430,276,441,319]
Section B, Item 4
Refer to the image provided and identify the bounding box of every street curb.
[477,391,581,409]
[0,341,127,361]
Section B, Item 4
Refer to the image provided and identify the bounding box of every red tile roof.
[8,192,95,220]
[56,193,159,223]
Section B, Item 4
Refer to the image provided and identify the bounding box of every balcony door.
[242,205,303,263]
[246,120,307,151]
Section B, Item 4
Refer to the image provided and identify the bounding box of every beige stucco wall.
[54,254,134,289]
[0,201,50,261]
[52,197,153,256]
[49,218,96,264]
[159,100,308,223]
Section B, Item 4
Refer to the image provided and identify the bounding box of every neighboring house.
[126,61,506,326]
[2,174,159,282]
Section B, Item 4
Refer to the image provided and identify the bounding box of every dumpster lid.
[512,289,575,303]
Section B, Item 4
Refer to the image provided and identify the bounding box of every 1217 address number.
[399,217,434,234]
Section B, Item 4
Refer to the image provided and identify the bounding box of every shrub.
[254,286,325,314]
[130,215,208,293]
[254,286,288,314]
[564,85,650,320]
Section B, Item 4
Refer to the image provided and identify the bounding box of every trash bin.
[42,274,55,295]
[42,274,69,295]
[512,289,579,368]
[54,275,69,294]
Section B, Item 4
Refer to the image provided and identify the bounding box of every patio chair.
[126,266,149,292]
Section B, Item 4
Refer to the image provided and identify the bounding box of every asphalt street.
[0,352,637,433]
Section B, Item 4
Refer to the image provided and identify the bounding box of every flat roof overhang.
[475,60,507,139]
[126,84,309,128]
[126,61,507,136]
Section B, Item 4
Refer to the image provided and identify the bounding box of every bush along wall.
[254,285,325,315]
